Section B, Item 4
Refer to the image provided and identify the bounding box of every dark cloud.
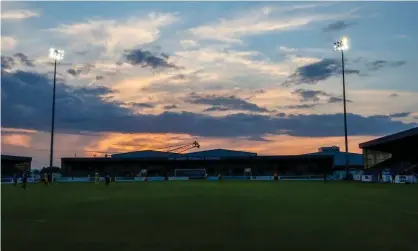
[71,86,114,96]
[281,104,317,109]
[283,58,360,86]
[13,53,35,67]
[389,112,410,118]
[284,58,406,86]
[291,89,352,105]
[163,104,178,110]
[292,89,330,102]
[1,70,128,132]
[389,93,399,98]
[368,60,406,71]
[1,56,15,70]
[67,64,94,77]
[160,52,169,59]
[323,21,354,32]
[128,102,155,109]
[124,49,178,69]
[2,70,416,139]
[1,53,35,70]
[67,68,80,76]
[203,106,233,112]
[327,96,353,103]
[187,93,269,112]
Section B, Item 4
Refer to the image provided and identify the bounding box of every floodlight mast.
[48,48,64,170]
[334,38,349,179]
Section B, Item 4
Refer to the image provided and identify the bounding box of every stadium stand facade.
[303,146,364,179]
[1,155,32,176]
[61,148,344,177]
[359,127,418,176]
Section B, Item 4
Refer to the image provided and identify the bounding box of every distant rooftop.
[304,146,363,167]
[1,155,32,162]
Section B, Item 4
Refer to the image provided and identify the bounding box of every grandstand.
[359,127,418,176]
[61,149,334,178]
[1,154,32,176]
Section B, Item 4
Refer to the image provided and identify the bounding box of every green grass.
[2,181,418,251]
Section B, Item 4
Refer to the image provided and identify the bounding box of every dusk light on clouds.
[1,1,418,168]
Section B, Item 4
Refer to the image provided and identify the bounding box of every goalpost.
[174,169,207,179]
[244,168,252,180]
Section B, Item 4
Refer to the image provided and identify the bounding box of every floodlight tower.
[333,37,349,178]
[48,48,64,170]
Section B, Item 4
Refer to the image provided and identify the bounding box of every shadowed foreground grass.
[2,181,418,251]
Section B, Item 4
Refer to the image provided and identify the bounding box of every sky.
[1,1,418,168]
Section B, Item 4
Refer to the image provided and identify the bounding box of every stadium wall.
[60,155,334,178]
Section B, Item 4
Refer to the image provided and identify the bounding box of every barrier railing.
[3,175,416,184]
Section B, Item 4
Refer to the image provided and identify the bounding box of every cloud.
[283,58,360,86]
[189,6,355,43]
[203,106,233,112]
[389,112,410,118]
[281,104,317,109]
[1,53,35,70]
[175,48,290,78]
[49,12,178,55]
[2,69,416,139]
[1,9,40,20]
[282,89,353,109]
[13,53,35,67]
[278,46,297,53]
[292,89,330,102]
[163,104,178,110]
[327,96,353,103]
[66,64,94,77]
[180,40,199,49]
[2,134,32,148]
[1,36,17,50]
[1,56,15,70]
[187,93,270,112]
[124,49,178,69]
[322,21,353,32]
[367,60,406,71]
[128,102,155,109]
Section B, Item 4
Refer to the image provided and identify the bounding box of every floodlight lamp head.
[334,37,349,51]
[49,48,65,61]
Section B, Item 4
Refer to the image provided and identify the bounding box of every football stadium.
[60,147,335,179]
[2,128,418,251]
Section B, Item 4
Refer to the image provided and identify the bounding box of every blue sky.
[1,1,417,168]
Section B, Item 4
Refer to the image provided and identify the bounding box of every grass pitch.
[2,181,418,251]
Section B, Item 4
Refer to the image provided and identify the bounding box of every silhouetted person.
[13,174,18,187]
[47,173,53,184]
[105,174,111,186]
[22,173,28,190]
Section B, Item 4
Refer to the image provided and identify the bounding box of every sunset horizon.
[2,1,417,168]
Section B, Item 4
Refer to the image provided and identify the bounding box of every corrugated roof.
[111,150,179,159]
[359,127,418,149]
[184,149,257,157]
